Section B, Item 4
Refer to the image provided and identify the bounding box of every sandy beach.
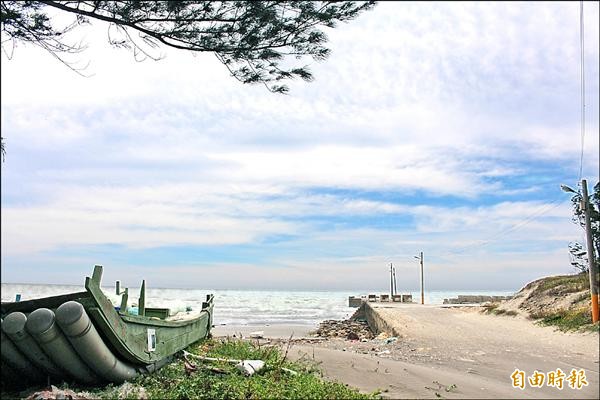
[214,304,599,399]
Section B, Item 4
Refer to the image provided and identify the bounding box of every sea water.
[1,283,514,327]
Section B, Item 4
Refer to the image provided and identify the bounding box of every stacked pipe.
[1,301,139,386]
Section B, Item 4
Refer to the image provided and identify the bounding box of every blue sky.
[1,2,599,291]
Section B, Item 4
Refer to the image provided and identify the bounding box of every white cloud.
[1,1,598,288]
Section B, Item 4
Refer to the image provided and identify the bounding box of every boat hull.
[1,265,213,387]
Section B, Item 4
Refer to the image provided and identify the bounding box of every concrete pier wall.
[350,302,401,337]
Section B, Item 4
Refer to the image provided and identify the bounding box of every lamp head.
[560,184,577,194]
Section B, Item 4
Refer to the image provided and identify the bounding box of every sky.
[1,1,599,291]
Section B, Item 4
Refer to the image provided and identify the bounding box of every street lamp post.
[415,252,424,304]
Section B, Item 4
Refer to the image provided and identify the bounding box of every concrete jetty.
[323,301,598,399]
[349,294,413,307]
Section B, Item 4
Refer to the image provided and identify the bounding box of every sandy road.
[290,304,599,399]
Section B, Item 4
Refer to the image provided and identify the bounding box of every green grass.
[524,272,599,332]
[530,306,599,333]
[482,303,499,313]
[83,338,379,400]
[112,338,376,399]
[482,303,517,316]
[494,309,518,316]
[533,273,589,296]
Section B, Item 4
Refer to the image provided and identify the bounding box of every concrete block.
[348,296,363,307]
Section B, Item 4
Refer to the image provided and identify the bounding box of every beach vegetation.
[530,306,599,333]
[482,302,499,313]
[97,337,377,399]
[524,273,598,332]
[485,272,597,331]
[6,337,377,400]
[533,272,589,295]
[482,303,517,316]
[493,309,517,316]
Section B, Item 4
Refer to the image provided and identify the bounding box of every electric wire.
[434,196,570,259]
[425,5,588,261]
[578,0,585,181]
[396,4,588,265]
[390,195,571,265]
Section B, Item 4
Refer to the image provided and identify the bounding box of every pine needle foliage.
[1,1,375,93]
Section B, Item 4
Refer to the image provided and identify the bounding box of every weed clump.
[530,306,599,333]
[86,338,378,399]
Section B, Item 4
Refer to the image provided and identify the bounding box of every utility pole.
[581,179,599,323]
[390,263,394,298]
[415,252,424,304]
[392,265,397,296]
[420,252,424,305]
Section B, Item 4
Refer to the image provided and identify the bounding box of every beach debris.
[385,336,398,344]
[184,358,198,375]
[377,350,391,356]
[376,332,389,340]
[183,354,227,375]
[114,383,148,400]
[445,383,458,392]
[183,349,295,376]
[249,330,264,339]
[314,319,373,340]
[182,351,267,376]
[24,385,93,400]
[236,360,265,376]
[426,380,457,396]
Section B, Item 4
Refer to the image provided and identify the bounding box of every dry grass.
[533,272,589,296]
[482,302,517,316]
[530,305,598,333]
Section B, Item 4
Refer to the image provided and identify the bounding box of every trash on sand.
[385,337,397,344]
[236,360,265,376]
[183,350,268,376]
[377,350,391,355]
[249,331,264,339]
[24,385,92,400]
[376,332,389,340]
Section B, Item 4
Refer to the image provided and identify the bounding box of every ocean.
[1,283,514,327]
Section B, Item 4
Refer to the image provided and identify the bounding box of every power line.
[438,197,569,258]
[578,0,585,181]
[388,196,570,264]
[392,4,588,263]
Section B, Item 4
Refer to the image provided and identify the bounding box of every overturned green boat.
[1,265,214,387]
